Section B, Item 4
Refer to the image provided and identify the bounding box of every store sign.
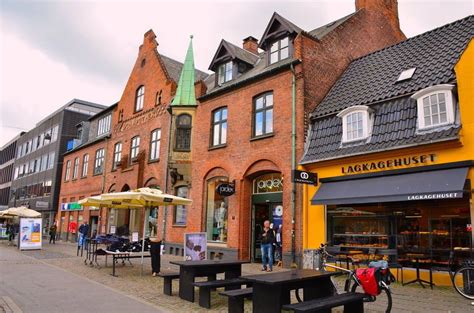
[19,218,42,250]
[36,201,49,208]
[61,202,83,211]
[406,192,461,201]
[292,170,318,185]
[254,174,283,194]
[216,183,235,197]
[342,154,436,174]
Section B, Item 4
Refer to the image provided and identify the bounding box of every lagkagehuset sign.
[341,154,436,174]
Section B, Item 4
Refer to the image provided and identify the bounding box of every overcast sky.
[0,0,472,147]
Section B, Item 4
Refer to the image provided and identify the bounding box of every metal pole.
[290,63,297,268]
[141,206,147,276]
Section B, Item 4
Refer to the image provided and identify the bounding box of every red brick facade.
[57,1,406,266]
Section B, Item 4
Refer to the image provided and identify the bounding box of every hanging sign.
[292,170,318,185]
[216,183,235,197]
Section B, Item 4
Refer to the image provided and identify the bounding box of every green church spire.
[171,35,197,106]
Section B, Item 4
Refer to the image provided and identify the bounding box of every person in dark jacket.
[78,221,89,248]
[49,222,57,244]
[259,220,275,272]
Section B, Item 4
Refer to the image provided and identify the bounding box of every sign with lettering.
[113,106,167,134]
[216,183,235,197]
[406,192,461,201]
[341,154,436,174]
[292,170,317,185]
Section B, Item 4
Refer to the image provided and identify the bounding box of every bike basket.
[355,268,382,296]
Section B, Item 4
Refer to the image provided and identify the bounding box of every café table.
[403,253,434,288]
[242,269,339,313]
[170,259,249,303]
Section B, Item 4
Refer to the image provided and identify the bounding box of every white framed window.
[212,107,228,146]
[72,157,79,179]
[48,152,55,170]
[218,61,233,85]
[97,115,111,136]
[65,160,71,181]
[51,125,59,142]
[40,154,48,171]
[270,37,289,64]
[94,148,105,175]
[149,129,161,161]
[113,142,122,169]
[82,154,89,177]
[337,105,373,143]
[130,136,140,160]
[411,84,455,130]
[135,86,145,112]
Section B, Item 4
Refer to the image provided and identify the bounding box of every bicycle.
[297,244,393,313]
[449,254,474,302]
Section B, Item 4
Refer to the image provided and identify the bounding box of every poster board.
[19,218,42,250]
[184,232,207,261]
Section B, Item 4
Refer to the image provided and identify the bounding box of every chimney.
[242,36,259,55]
[355,0,401,31]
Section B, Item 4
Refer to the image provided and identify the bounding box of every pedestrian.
[78,221,89,249]
[49,222,57,244]
[260,220,275,272]
[149,236,162,276]
[275,224,283,267]
[6,221,15,246]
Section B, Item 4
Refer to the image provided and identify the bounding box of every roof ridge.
[351,14,473,64]
[222,39,260,57]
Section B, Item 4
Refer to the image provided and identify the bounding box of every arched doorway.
[250,172,283,261]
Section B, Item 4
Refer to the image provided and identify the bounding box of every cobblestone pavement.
[2,241,473,312]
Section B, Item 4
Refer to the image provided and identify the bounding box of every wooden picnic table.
[242,269,338,313]
[170,259,249,303]
[105,250,151,277]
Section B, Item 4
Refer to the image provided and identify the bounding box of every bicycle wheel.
[452,266,474,300]
[351,283,392,313]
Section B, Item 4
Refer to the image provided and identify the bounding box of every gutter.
[162,108,174,242]
[290,63,297,268]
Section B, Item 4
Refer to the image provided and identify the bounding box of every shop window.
[253,92,273,138]
[174,186,188,225]
[175,114,192,151]
[253,173,283,194]
[337,105,373,143]
[211,107,227,147]
[205,177,228,242]
[411,84,455,130]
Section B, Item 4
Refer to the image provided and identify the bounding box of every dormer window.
[218,61,233,85]
[411,84,455,130]
[270,37,289,64]
[337,105,374,143]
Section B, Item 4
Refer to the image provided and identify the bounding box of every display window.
[205,177,228,242]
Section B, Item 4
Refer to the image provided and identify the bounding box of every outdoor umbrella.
[82,187,192,273]
[0,206,41,218]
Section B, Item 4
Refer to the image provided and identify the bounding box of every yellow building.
[300,16,473,286]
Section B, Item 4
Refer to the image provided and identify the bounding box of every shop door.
[89,216,98,238]
[251,202,282,262]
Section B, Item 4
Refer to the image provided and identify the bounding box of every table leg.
[111,255,117,277]
[179,269,195,302]
[252,284,284,313]
[224,266,242,291]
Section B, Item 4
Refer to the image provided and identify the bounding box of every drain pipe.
[163,109,174,243]
[290,63,297,268]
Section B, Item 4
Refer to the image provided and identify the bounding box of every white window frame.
[97,115,111,136]
[337,105,374,143]
[82,154,89,177]
[65,160,71,181]
[149,129,161,161]
[94,149,105,175]
[411,84,455,131]
[270,36,289,65]
[72,157,79,179]
[130,136,140,160]
[113,142,122,169]
[135,86,145,112]
[218,61,233,85]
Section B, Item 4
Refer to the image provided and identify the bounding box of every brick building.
[162,0,406,265]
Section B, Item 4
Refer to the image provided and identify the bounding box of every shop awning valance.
[311,167,469,205]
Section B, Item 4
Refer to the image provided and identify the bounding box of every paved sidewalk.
[0,244,164,313]
[1,241,473,312]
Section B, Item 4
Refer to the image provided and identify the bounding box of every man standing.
[78,221,89,249]
[49,222,57,244]
[260,220,275,272]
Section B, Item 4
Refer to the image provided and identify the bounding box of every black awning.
[311,167,469,205]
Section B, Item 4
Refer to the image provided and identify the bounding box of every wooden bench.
[282,292,366,313]
[219,287,253,313]
[158,272,180,296]
[193,278,251,309]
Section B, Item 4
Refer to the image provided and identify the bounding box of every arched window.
[130,136,140,161]
[411,84,455,130]
[175,114,192,151]
[211,107,227,147]
[135,85,145,112]
[173,186,188,225]
[337,105,374,143]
